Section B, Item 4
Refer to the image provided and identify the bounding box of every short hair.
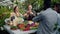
[54,3,60,13]
[54,3,60,8]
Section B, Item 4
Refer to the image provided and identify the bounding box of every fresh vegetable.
[18,23,25,29]
[30,27,37,30]
[10,20,39,31]
[10,26,18,30]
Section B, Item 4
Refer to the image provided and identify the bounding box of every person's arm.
[32,14,43,22]
[20,13,24,18]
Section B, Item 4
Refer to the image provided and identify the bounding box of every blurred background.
[0,0,60,34]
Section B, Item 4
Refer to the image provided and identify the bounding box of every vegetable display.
[10,21,39,31]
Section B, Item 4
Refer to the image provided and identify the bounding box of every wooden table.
[4,25,37,34]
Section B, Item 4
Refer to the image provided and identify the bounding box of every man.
[54,3,60,26]
[32,7,58,34]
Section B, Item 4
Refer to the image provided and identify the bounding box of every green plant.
[0,14,10,26]
[0,6,11,27]
[19,9,26,14]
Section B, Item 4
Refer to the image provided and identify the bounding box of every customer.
[24,4,36,20]
[10,6,23,17]
[32,6,58,34]
[54,3,60,26]
[10,6,24,26]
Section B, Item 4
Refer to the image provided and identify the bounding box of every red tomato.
[18,24,25,28]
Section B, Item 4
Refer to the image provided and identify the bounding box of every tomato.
[18,24,25,28]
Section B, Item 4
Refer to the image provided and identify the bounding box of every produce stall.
[4,18,39,34]
[4,25,37,34]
